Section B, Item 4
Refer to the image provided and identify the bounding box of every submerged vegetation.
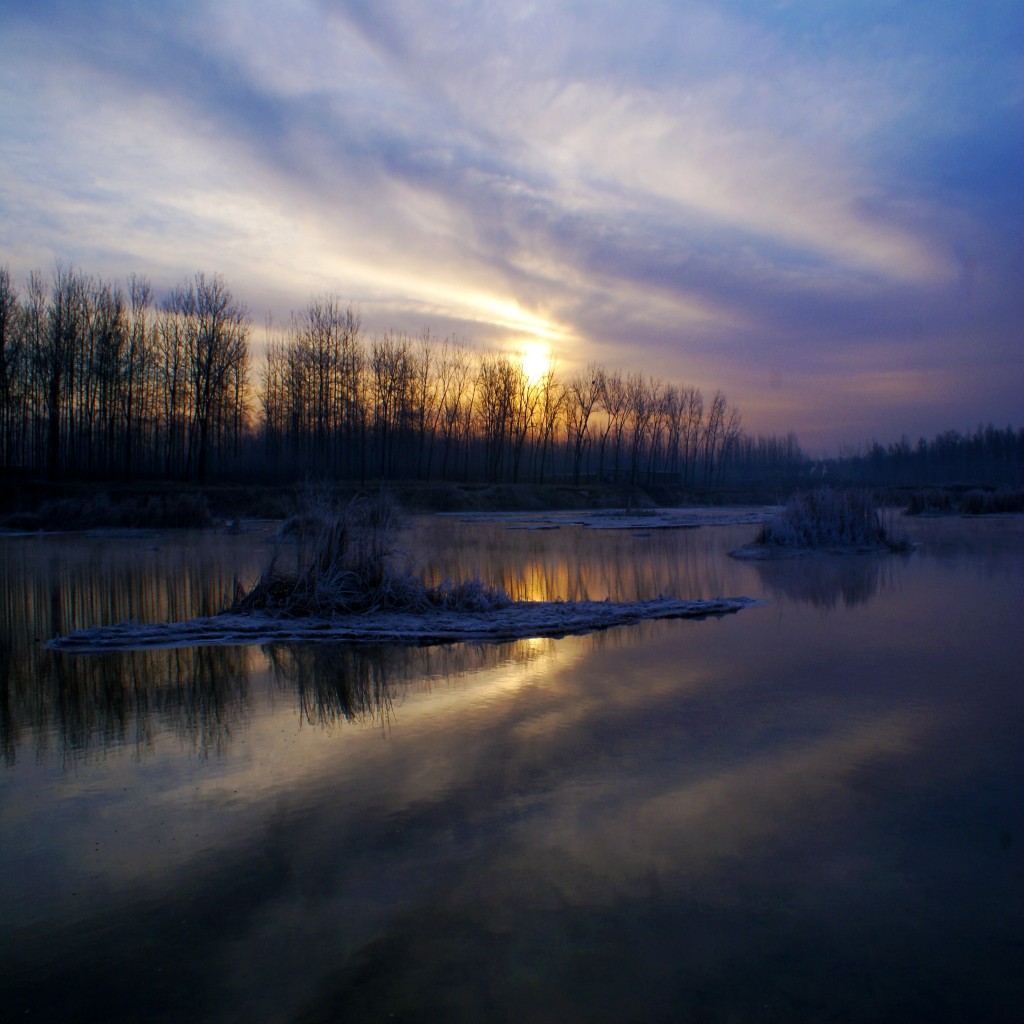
[733,487,912,558]
[231,490,511,617]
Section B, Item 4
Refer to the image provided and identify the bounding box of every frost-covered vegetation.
[44,487,758,651]
[734,487,911,556]
[231,490,510,616]
[46,487,757,650]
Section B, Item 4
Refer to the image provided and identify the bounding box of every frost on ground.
[48,596,756,652]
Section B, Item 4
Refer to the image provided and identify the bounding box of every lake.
[2,512,1023,1022]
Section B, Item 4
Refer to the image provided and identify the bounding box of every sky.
[1,0,1022,453]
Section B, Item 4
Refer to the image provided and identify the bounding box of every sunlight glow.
[518,340,554,385]
[468,293,573,344]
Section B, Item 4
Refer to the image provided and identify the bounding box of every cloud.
[1,0,1021,450]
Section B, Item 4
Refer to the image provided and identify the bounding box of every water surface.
[2,514,1023,1022]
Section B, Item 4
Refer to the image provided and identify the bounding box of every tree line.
[258,294,754,487]
[1,263,783,488]
[6,261,1014,491]
[0,265,247,483]
[825,426,1024,489]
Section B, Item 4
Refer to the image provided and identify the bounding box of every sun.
[518,340,553,385]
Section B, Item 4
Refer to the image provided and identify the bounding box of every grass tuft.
[755,487,911,552]
[231,488,509,617]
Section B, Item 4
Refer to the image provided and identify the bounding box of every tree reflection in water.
[411,516,740,602]
[269,638,560,734]
[1,519,744,764]
[3,646,252,765]
[0,530,263,764]
[3,632,558,766]
[269,644,398,730]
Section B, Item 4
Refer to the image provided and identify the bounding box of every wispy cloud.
[1,0,1021,449]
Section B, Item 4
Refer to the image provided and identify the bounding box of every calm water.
[2,513,1023,1023]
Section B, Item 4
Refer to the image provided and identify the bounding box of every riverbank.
[0,477,786,530]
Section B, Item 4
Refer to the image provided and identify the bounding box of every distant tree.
[700,389,727,487]
[437,341,473,481]
[39,264,89,478]
[565,364,602,484]
[370,331,413,478]
[122,275,154,477]
[167,273,250,483]
[508,361,542,483]
[86,278,127,477]
[533,365,565,484]
[716,401,743,485]
[597,369,627,483]
[476,354,517,482]
[679,385,703,488]
[625,373,656,485]
[0,267,23,470]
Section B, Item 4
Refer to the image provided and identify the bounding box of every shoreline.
[47,596,758,653]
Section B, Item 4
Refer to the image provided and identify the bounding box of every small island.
[730,487,913,560]
[49,493,755,652]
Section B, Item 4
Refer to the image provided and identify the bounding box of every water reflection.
[269,644,397,730]
[2,646,254,765]
[1,638,575,763]
[1,522,751,763]
[750,552,908,609]
[409,517,743,602]
[0,530,268,765]
[267,640,559,734]
[2,517,1024,1022]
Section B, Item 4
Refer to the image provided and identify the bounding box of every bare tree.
[701,389,727,487]
[438,341,472,480]
[39,264,88,478]
[716,401,743,486]
[0,258,780,489]
[0,267,23,470]
[167,273,250,483]
[625,373,655,485]
[596,368,626,483]
[680,385,704,488]
[533,365,565,484]
[644,378,665,484]
[509,361,541,483]
[157,291,189,476]
[565,364,602,484]
[123,275,154,476]
[476,354,518,482]
[370,331,413,478]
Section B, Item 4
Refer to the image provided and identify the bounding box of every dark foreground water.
[1,513,1023,1023]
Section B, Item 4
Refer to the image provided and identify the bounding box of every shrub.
[232,489,509,616]
[756,487,910,551]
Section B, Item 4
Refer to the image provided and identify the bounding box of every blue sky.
[2,0,1021,451]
